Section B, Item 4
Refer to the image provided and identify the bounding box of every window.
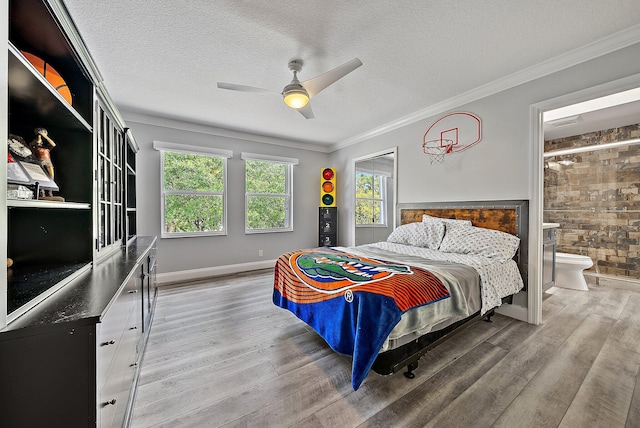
[242,153,297,233]
[355,169,387,226]
[154,141,232,238]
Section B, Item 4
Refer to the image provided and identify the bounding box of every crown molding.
[121,110,331,153]
[330,24,640,152]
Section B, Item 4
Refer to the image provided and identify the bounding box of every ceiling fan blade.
[217,82,277,94]
[297,103,314,119]
[301,58,362,98]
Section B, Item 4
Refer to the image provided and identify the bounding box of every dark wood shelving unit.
[3,1,152,427]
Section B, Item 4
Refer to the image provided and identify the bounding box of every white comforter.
[336,242,525,351]
[366,241,524,315]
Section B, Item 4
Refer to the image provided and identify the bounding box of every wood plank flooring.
[130,270,640,428]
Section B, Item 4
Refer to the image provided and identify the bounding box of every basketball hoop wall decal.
[422,112,482,164]
[423,139,454,164]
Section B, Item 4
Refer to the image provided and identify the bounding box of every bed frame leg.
[404,361,418,379]
[484,310,494,323]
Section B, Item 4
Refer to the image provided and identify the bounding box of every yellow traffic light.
[320,168,336,207]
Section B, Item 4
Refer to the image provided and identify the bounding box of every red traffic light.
[322,168,334,180]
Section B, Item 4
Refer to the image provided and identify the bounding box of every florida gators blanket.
[272,248,451,390]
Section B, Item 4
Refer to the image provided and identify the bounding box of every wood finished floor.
[130,270,640,428]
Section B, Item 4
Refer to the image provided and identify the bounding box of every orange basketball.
[21,51,73,105]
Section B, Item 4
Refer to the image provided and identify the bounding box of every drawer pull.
[103,399,117,406]
[130,326,138,330]
[128,289,138,294]
[101,340,116,346]
[130,362,138,368]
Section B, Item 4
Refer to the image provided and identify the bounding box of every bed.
[273,200,528,390]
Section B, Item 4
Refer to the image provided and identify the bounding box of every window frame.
[154,141,232,238]
[242,152,298,234]
[355,168,389,228]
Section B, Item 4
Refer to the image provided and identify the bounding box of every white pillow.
[439,223,520,261]
[422,214,472,227]
[387,221,445,250]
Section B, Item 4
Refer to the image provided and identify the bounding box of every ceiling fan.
[217,58,362,119]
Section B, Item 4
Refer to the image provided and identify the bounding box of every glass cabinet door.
[124,131,138,243]
[97,104,124,257]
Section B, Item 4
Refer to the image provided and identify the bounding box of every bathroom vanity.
[542,223,559,291]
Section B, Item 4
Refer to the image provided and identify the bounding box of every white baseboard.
[496,303,528,322]
[157,259,276,285]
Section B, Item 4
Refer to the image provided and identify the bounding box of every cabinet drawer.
[99,309,140,428]
[99,356,131,428]
[97,281,138,390]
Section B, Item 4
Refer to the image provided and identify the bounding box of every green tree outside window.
[162,151,226,235]
[355,170,386,225]
[245,159,292,231]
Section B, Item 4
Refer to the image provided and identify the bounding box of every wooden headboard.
[397,200,529,290]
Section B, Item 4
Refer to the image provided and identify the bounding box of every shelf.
[8,44,92,132]
[7,199,91,209]
[3,1,143,424]
[5,0,136,326]
[7,261,92,317]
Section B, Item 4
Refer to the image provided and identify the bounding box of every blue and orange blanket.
[272,247,451,390]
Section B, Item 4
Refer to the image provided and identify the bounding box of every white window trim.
[355,166,392,178]
[157,141,232,238]
[242,153,297,234]
[241,152,299,165]
[154,140,233,158]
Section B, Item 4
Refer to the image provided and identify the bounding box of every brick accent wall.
[544,124,640,279]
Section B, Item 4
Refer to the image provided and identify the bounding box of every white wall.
[331,41,640,317]
[122,40,640,293]
[124,114,329,277]
[334,42,640,244]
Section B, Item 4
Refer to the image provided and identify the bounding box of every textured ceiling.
[61,0,640,148]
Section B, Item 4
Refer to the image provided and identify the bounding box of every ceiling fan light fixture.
[283,85,309,109]
[217,57,361,118]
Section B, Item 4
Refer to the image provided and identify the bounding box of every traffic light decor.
[320,167,336,207]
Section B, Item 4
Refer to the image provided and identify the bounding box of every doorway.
[532,76,640,324]
[353,148,397,246]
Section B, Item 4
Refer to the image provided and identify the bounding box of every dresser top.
[2,236,156,338]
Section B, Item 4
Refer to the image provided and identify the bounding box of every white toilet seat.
[557,252,593,265]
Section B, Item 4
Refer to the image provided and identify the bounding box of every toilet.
[555,252,593,291]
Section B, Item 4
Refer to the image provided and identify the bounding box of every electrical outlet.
[258,250,263,257]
